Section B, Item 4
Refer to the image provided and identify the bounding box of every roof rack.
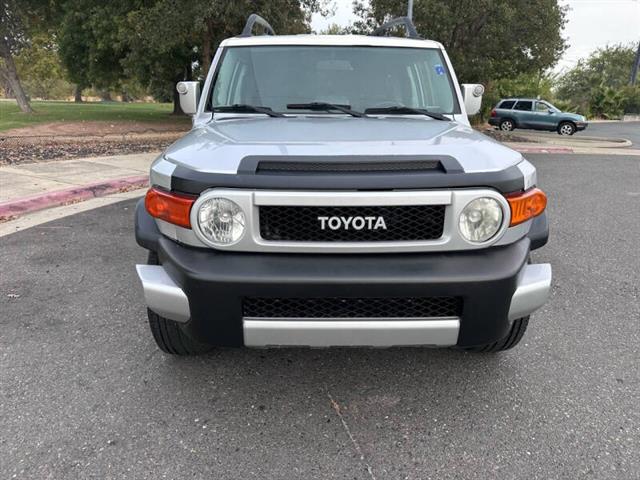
[240,14,276,37]
[371,16,420,39]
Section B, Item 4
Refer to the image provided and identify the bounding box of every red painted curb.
[0,175,149,221]
[512,146,574,154]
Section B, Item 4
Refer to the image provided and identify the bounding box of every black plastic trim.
[171,158,523,194]
[240,14,275,37]
[527,212,549,250]
[134,199,160,253]
[371,16,420,39]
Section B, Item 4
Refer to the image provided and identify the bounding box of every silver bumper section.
[508,263,552,320]
[135,265,190,323]
[243,318,460,347]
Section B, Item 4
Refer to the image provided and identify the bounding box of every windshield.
[211,46,459,115]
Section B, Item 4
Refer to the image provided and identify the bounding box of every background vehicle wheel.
[462,316,530,352]
[557,122,576,136]
[146,251,212,355]
[499,119,515,131]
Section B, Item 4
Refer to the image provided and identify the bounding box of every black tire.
[557,121,576,136]
[146,251,212,355]
[462,316,530,352]
[499,119,515,132]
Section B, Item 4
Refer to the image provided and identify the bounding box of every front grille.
[243,297,462,319]
[259,205,445,242]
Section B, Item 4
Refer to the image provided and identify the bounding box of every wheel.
[557,121,576,136]
[145,251,212,355]
[462,316,530,352]
[499,119,515,132]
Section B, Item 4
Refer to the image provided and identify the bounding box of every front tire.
[557,121,576,136]
[499,119,515,132]
[146,251,212,355]
[463,316,530,352]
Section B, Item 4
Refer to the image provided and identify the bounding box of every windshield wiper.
[364,105,449,121]
[214,104,285,118]
[286,102,367,118]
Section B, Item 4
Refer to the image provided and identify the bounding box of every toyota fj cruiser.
[135,15,551,355]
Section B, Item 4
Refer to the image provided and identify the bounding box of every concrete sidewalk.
[0,152,156,220]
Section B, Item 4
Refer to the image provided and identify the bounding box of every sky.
[311,0,640,72]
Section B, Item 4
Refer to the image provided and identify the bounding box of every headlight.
[196,197,246,245]
[458,197,503,243]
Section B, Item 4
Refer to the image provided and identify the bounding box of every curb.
[0,175,148,221]
[508,145,574,154]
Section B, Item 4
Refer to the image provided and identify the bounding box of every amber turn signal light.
[145,188,196,229]
[506,188,547,226]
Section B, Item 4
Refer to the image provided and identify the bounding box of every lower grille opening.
[242,297,462,319]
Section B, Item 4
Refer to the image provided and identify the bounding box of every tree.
[0,0,50,112]
[121,0,330,114]
[57,0,140,101]
[13,33,72,100]
[354,0,567,83]
[556,44,639,116]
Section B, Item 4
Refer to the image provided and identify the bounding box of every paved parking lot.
[531,121,640,147]
[1,153,639,479]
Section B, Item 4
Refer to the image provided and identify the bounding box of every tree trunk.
[74,85,83,103]
[0,37,33,113]
[202,18,214,78]
[172,81,184,115]
[99,90,113,102]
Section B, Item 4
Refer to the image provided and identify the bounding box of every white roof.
[221,34,443,49]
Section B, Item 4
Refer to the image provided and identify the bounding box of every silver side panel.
[508,263,552,320]
[243,317,460,347]
[135,265,190,323]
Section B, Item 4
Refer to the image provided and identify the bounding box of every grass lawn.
[0,100,187,132]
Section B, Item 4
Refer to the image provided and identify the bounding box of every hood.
[561,111,586,122]
[164,116,523,174]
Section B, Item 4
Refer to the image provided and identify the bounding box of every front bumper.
[135,203,551,348]
[576,122,588,131]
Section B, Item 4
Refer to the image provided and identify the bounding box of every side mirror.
[548,109,554,114]
[176,81,200,115]
[461,84,484,115]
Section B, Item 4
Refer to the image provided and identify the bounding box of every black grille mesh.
[259,205,445,242]
[243,297,462,319]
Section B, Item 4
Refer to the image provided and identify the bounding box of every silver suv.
[135,15,551,355]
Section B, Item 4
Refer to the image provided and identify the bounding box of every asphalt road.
[583,121,640,147]
[1,154,639,479]
[521,121,640,147]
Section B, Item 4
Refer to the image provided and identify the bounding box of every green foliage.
[354,0,567,83]
[481,73,556,117]
[13,33,74,99]
[56,0,330,111]
[556,44,638,117]
[0,100,188,131]
[57,0,140,91]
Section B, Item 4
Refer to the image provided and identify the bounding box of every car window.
[514,101,533,111]
[498,100,515,109]
[211,46,460,114]
[535,102,550,112]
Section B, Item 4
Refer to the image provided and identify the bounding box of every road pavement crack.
[327,391,376,480]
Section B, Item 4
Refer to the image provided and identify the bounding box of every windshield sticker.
[434,65,445,76]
